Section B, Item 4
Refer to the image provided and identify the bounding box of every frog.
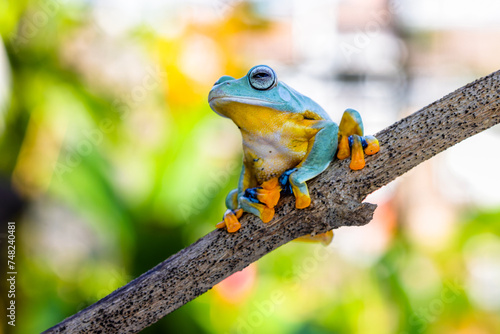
[208,65,379,236]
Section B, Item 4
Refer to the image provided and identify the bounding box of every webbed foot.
[363,135,380,155]
[255,178,281,208]
[240,178,281,223]
[216,208,243,233]
[279,168,311,209]
[337,109,380,170]
[295,230,334,246]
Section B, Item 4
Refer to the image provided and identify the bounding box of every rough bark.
[43,70,500,333]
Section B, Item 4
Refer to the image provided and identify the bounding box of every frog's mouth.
[210,95,284,110]
[209,95,283,105]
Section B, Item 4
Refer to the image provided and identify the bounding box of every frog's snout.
[208,75,234,105]
[213,75,234,86]
[208,85,230,117]
[208,88,224,104]
[209,75,234,105]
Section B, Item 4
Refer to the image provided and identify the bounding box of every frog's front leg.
[337,108,380,170]
[281,120,339,209]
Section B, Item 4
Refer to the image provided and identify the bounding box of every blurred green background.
[1,0,500,333]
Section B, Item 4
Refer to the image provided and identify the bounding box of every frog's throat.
[209,96,285,119]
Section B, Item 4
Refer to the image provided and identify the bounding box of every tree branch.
[43,70,500,333]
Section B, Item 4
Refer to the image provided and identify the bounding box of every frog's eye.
[248,65,276,90]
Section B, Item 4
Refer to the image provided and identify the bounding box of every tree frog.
[209,65,379,234]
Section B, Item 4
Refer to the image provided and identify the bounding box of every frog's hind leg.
[239,178,281,223]
[216,165,252,233]
[282,120,339,209]
[216,189,244,233]
[295,230,334,246]
[337,108,380,170]
[217,186,277,232]
[217,164,282,232]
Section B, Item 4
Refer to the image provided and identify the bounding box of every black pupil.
[254,72,269,79]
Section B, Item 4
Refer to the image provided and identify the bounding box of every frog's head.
[208,65,324,119]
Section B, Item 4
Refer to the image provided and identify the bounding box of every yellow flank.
[231,104,321,184]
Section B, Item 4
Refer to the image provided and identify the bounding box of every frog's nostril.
[214,75,235,86]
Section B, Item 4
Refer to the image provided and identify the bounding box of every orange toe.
[295,230,334,245]
[257,189,280,208]
[257,178,281,208]
[318,230,334,246]
[295,194,311,209]
[226,216,241,233]
[350,135,365,170]
[260,206,275,223]
[364,136,380,155]
[261,177,279,190]
[234,208,243,219]
[364,144,379,155]
[219,210,242,233]
[350,158,365,170]
[337,135,350,160]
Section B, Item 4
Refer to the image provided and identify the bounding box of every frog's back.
[279,82,331,121]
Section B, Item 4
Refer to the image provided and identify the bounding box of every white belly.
[243,132,308,183]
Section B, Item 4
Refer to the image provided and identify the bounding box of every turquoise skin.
[209,65,379,233]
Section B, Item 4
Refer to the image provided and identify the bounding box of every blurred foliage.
[1,1,500,334]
